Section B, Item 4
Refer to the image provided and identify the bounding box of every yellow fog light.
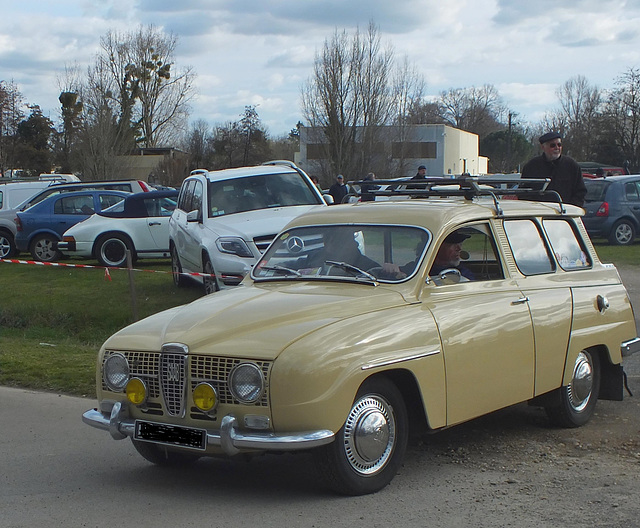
[125,378,147,405]
[193,383,218,412]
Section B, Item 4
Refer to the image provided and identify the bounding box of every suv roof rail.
[261,160,298,169]
[190,169,208,175]
[348,176,565,216]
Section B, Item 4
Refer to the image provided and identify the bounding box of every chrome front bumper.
[82,402,335,456]
[622,337,640,357]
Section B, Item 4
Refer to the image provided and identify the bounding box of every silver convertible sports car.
[58,190,177,267]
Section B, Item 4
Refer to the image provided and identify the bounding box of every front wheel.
[171,245,187,287]
[545,350,600,428]
[30,234,61,262]
[313,377,408,495]
[203,256,220,295]
[132,439,200,466]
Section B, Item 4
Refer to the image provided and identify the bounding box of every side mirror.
[186,209,201,223]
[323,193,334,205]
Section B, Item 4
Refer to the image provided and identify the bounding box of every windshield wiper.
[259,265,301,277]
[325,260,377,282]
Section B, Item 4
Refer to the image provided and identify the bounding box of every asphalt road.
[1,265,638,528]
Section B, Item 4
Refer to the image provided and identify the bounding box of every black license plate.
[135,421,206,450]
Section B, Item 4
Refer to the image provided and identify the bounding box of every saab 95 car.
[83,179,639,495]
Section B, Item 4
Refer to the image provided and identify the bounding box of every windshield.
[207,172,320,217]
[252,224,429,283]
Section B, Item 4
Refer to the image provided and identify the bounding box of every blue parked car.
[15,190,130,262]
[583,175,640,245]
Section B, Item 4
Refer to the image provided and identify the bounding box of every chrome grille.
[161,347,187,417]
[102,348,271,413]
[191,356,270,406]
[253,234,276,253]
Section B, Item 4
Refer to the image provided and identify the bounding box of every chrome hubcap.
[343,395,395,475]
[568,351,593,412]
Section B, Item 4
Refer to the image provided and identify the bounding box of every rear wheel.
[96,234,132,267]
[313,377,408,495]
[203,256,220,295]
[0,231,16,258]
[608,219,635,245]
[30,234,61,262]
[545,350,600,428]
[132,439,200,466]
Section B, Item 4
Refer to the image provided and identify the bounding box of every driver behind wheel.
[429,231,474,281]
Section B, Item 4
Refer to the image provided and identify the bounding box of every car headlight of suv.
[103,353,130,392]
[229,363,264,403]
[216,237,254,258]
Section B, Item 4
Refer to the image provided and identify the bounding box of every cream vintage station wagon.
[83,178,640,495]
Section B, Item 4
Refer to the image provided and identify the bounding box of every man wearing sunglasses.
[521,131,586,207]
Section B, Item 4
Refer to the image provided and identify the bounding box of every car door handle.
[148,222,162,226]
[511,296,530,305]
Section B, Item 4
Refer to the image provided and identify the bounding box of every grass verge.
[0,259,202,397]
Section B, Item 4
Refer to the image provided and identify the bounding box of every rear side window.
[543,219,591,270]
[584,181,608,202]
[504,220,555,275]
[625,181,640,201]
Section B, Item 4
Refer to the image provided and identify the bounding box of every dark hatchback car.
[583,175,640,245]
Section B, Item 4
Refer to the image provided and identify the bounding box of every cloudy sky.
[2,0,640,138]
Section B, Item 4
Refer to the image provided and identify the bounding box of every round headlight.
[126,377,147,405]
[104,353,130,392]
[193,382,218,412]
[229,363,264,404]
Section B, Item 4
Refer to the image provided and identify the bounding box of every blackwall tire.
[545,350,600,428]
[313,377,408,495]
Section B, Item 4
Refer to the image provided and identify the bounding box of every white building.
[295,124,488,178]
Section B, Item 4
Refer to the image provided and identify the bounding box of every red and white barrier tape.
[0,258,221,280]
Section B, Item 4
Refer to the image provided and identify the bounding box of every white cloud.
[2,0,640,136]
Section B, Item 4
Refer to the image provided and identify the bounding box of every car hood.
[104,282,410,360]
[205,204,323,238]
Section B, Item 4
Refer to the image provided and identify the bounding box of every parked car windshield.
[207,173,320,217]
[253,224,429,283]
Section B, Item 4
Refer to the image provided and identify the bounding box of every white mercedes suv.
[169,162,329,294]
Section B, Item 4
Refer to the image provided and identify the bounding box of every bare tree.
[301,22,403,179]
[75,58,135,180]
[601,68,640,171]
[0,81,26,175]
[555,75,601,160]
[439,84,505,137]
[99,25,195,147]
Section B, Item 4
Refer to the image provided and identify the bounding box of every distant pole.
[126,250,138,322]
[507,112,513,172]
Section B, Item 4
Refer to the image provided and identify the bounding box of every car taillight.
[14,216,22,231]
[596,202,609,217]
[139,181,151,192]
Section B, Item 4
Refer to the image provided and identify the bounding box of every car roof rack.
[348,176,566,216]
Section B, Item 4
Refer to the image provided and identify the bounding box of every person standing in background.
[329,174,349,204]
[521,132,586,207]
